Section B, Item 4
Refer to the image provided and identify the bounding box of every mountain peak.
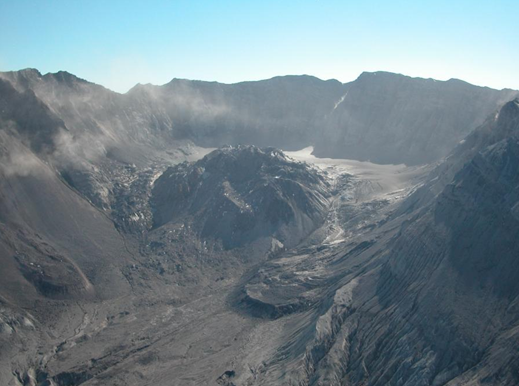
[43,70,88,84]
[495,97,519,127]
[357,70,406,79]
[499,97,519,114]
[0,68,43,86]
[126,82,155,95]
[18,68,42,77]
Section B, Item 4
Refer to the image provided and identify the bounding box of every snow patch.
[333,92,348,110]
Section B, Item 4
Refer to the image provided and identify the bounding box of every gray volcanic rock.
[285,99,519,386]
[2,69,516,168]
[2,67,519,386]
[370,100,519,385]
[151,146,331,250]
[399,97,519,214]
[0,69,347,156]
[146,75,347,150]
[315,72,518,165]
[0,78,65,153]
[0,141,131,303]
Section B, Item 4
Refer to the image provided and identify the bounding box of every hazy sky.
[1,0,517,93]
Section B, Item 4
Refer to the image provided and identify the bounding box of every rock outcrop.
[151,145,331,250]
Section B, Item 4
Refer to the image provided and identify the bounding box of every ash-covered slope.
[0,82,132,305]
[130,75,347,151]
[0,70,344,217]
[400,97,519,213]
[1,69,516,167]
[281,99,519,386]
[371,99,519,385]
[1,67,519,385]
[151,145,331,250]
[0,110,133,384]
[316,72,518,165]
[0,78,65,153]
[0,69,347,156]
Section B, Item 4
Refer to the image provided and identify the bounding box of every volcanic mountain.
[1,68,519,385]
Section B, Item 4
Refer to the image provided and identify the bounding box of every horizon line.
[1,67,516,95]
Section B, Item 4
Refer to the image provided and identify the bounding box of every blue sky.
[1,0,517,93]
